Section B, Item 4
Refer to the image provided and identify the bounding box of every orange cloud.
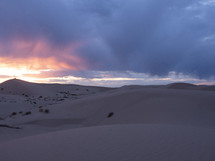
[0,39,85,70]
[0,38,87,81]
[0,56,80,71]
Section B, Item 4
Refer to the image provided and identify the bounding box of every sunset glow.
[0,56,81,71]
[0,0,215,86]
[0,38,86,81]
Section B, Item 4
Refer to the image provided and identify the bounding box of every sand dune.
[0,79,215,161]
[1,124,215,161]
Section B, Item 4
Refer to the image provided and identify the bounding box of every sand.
[0,79,215,161]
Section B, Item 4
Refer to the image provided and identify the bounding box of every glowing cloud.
[0,38,86,80]
[0,0,215,86]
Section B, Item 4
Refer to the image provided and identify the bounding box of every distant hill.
[0,79,38,96]
[0,78,112,96]
[167,82,215,91]
[167,83,198,90]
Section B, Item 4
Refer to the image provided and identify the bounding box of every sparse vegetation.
[0,124,21,129]
[22,93,29,97]
[39,109,43,112]
[71,94,77,96]
[44,109,50,114]
[107,112,114,118]
[11,112,17,116]
[24,111,32,115]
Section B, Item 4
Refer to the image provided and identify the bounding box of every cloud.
[200,0,215,6]
[0,0,215,81]
[0,38,86,70]
[19,71,214,87]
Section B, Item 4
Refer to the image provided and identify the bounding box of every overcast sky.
[0,0,215,86]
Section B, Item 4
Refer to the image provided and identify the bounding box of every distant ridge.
[1,78,32,85]
[167,83,197,89]
[0,78,62,96]
[167,82,215,91]
[0,79,215,96]
[199,85,215,91]
[0,78,34,95]
[0,78,112,96]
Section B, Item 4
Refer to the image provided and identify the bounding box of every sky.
[0,0,215,86]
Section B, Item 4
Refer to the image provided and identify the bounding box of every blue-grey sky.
[0,0,215,86]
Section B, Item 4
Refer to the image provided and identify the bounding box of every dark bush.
[39,109,43,112]
[11,112,17,116]
[25,111,31,115]
[107,112,114,118]
[44,109,50,114]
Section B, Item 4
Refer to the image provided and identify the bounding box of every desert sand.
[0,78,215,161]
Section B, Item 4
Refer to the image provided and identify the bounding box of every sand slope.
[0,79,215,161]
[35,86,215,128]
[0,124,215,161]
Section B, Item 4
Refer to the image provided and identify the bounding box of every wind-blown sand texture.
[0,79,215,161]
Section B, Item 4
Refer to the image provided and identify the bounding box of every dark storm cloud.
[0,0,87,44]
[0,0,215,78]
